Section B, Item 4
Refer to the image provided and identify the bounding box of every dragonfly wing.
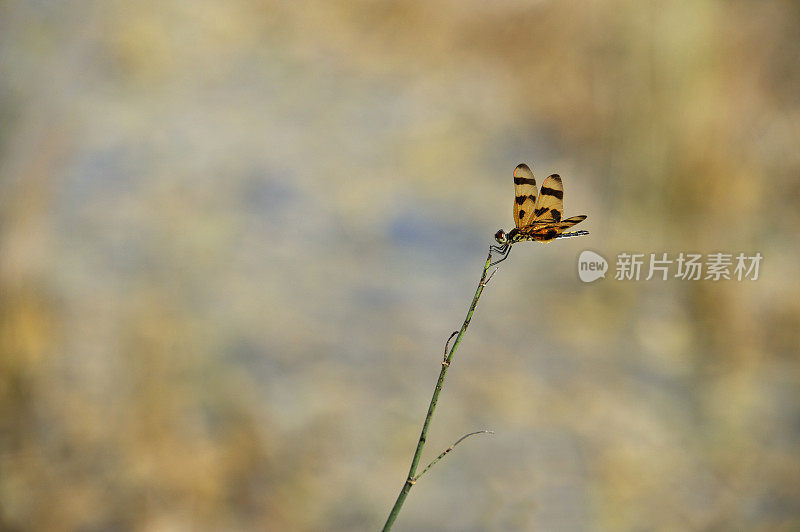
[532,174,564,222]
[522,215,587,242]
[512,163,537,229]
[554,215,587,231]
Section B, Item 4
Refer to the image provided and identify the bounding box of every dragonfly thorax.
[495,228,524,245]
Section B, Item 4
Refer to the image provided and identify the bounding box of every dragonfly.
[490,163,588,266]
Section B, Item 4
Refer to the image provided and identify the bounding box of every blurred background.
[1,1,799,530]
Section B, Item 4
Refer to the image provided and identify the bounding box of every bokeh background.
[1,1,799,530]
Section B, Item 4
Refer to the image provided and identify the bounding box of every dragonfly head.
[494,229,509,245]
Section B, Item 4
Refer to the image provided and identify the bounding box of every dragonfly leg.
[489,244,512,266]
[488,242,507,255]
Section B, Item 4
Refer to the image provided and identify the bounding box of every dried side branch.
[414,430,495,481]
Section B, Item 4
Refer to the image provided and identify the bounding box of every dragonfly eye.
[494,230,507,244]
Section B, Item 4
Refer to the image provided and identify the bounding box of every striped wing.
[512,163,537,228]
[552,215,587,232]
[522,216,587,242]
[520,214,586,242]
[532,174,564,222]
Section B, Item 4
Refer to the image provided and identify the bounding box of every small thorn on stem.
[443,330,459,360]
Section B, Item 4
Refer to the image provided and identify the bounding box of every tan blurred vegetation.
[1,1,799,530]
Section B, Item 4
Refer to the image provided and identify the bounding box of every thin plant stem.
[382,248,497,531]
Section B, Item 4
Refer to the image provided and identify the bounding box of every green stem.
[382,249,496,531]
